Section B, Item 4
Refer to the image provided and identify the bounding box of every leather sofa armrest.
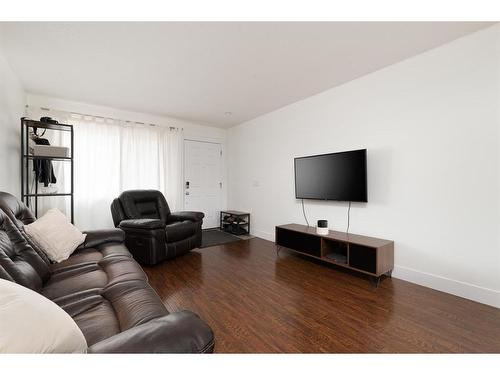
[169,211,205,223]
[119,219,165,230]
[87,311,215,354]
[79,229,125,249]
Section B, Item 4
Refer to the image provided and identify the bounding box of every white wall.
[26,93,229,211]
[0,45,25,195]
[228,25,500,307]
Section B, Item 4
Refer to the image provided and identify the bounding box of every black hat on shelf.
[39,116,59,124]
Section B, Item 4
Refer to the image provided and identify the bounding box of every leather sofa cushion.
[78,229,125,249]
[50,243,132,275]
[70,297,120,346]
[0,264,14,282]
[0,193,51,265]
[68,280,168,346]
[164,221,198,243]
[119,219,165,230]
[41,245,165,347]
[43,253,147,301]
[110,198,126,228]
[87,311,214,353]
[169,211,204,223]
[0,213,50,291]
[119,190,171,222]
[0,192,36,228]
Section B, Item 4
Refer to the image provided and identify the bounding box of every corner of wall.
[0,44,26,196]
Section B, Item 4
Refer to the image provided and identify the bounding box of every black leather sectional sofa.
[0,191,214,353]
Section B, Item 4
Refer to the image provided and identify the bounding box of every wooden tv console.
[275,224,394,286]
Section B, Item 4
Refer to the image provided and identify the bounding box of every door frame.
[183,138,225,229]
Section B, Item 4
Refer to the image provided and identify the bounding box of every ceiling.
[0,22,494,128]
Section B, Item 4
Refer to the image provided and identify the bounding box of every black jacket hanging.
[32,137,57,187]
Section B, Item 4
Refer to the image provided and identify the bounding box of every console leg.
[276,245,282,257]
[387,270,393,278]
[370,276,381,288]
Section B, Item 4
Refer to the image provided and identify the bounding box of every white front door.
[184,140,223,229]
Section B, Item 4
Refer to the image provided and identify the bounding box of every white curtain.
[27,108,183,230]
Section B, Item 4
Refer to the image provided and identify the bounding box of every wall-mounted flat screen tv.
[294,149,367,202]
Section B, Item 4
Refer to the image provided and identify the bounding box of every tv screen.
[294,149,367,202]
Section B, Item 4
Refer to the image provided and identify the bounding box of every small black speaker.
[316,220,328,235]
[317,220,328,228]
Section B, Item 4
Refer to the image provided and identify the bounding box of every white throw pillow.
[24,208,86,263]
[0,279,87,353]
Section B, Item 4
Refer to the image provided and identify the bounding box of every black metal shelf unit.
[220,210,250,235]
[21,118,74,223]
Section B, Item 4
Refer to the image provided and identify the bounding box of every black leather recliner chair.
[111,190,204,265]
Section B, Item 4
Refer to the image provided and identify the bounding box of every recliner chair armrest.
[169,211,205,223]
[79,229,125,249]
[87,311,215,353]
[119,219,165,230]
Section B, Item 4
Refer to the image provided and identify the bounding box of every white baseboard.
[392,265,500,309]
[252,229,274,242]
[252,230,500,309]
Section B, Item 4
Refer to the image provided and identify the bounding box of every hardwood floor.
[143,237,500,353]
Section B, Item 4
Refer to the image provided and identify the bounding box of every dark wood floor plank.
[143,238,500,353]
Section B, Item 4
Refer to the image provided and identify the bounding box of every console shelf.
[275,223,394,285]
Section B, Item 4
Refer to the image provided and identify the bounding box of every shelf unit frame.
[20,117,74,223]
[220,210,250,235]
